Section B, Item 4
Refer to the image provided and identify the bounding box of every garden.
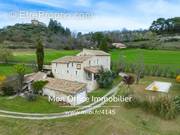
[117,75,180,120]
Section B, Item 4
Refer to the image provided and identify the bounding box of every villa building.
[25,49,111,105]
[51,49,111,92]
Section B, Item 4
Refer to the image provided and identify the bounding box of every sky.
[0,0,180,33]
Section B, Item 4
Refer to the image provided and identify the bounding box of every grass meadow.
[0,48,180,76]
[0,96,75,113]
[0,76,180,135]
[0,49,180,135]
[0,64,33,76]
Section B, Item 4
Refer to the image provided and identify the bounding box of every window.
[67,70,69,73]
[72,63,73,67]
[67,63,69,68]
[89,60,91,65]
[86,72,92,80]
[76,64,81,69]
[97,59,98,64]
[76,71,78,75]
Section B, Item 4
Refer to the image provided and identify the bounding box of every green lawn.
[0,76,122,112]
[0,76,179,135]
[1,48,180,76]
[110,49,180,70]
[12,49,80,64]
[12,48,180,70]
[0,64,33,76]
[0,96,75,113]
[11,49,180,66]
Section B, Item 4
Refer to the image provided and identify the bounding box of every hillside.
[0,20,90,50]
[0,23,48,48]
[0,17,180,50]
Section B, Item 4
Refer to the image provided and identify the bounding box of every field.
[110,49,180,70]
[0,64,33,76]
[0,96,75,113]
[0,48,180,76]
[12,49,80,64]
[0,76,179,135]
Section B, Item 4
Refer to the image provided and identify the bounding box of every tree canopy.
[96,70,115,88]
[48,19,71,36]
[14,64,26,93]
[32,80,48,94]
[0,46,13,63]
[150,17,180,34]
[91,32,111,51]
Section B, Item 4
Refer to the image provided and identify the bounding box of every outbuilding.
[43,77,87,106]
[112,43,127,49]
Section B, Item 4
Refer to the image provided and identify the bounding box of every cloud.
[58,15,149,33]
[95,1,122,14]
[1,0,180,33]
[136,0,180,18]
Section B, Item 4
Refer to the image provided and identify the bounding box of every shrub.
[129,63,136,73]
[0,75,6,86]
[167,71,173,78]
[124,64,130,73]
[0,47,13,63]
[155,66,162,76]
[151,65,159,76]
[153,96,177,120]
[176,75,180,83]
[1,86,15,96]
[175,70,180,77]
[124,94,177,120]
[96,70,115,88]
[122,75,135,89]
[174,96,180,112]
[32,80,48,94]
[144,65,151,75]
[162,67,169,77]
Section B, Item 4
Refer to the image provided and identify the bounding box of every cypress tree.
[36,39,44,71]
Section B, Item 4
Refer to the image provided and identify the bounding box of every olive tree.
[14,64,26,93]
[0,47,13,63]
